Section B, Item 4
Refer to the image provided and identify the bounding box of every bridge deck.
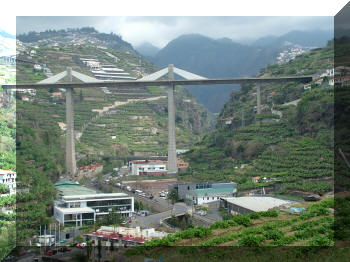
[3,76,313,89]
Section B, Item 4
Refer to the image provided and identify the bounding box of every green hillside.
[0,64,16,260]
[179,42,334,196]
[12,36,212,247]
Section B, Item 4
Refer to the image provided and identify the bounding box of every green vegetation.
[179,43,334,195]
[125,198,342,261]
[0,64,16,260]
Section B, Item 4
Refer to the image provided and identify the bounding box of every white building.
[169,182,237,206]
[0,170,16,193]
[53,180,134,227]
[129,160,167,176]
[220,196,292,214]
[34,64,42,71]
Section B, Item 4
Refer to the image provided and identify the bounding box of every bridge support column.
[65,67,77,176]
[256,84,261,114]
[167,64,177,174]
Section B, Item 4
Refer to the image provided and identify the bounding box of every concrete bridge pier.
[167,64,178,174]
[65,67,77,176]
[256,84,261,114]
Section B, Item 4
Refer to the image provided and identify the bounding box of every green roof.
[54,180,96,196]
[195,187,234,195]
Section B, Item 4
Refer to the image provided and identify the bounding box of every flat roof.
[221,197,292,212]
[0,169,16,174]
[62,192,130,201]
[55,180,97,196]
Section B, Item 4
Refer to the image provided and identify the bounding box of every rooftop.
[0,169,16,175]
[62,192,129,201]
[54,180,97,196]
[221,196,293,212]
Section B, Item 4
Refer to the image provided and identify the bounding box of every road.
[131,202,188,228]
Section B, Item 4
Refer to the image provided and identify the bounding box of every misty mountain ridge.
[136,42,160,57]
[149,30,332,112]
[252,30,333,48]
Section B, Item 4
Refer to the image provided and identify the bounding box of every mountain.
[151,30,333,112]
[17,27,134,52]
[136,42,160,57]
[152,34,278,113]
[179,42,334,196]
[252,30,333,48]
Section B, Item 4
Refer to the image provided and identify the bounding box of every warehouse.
[169,182,237,205]
[220,196,292,214]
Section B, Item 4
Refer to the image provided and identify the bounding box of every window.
[207,197,209,200]
[212,197,214,200]
[187,186,190,190]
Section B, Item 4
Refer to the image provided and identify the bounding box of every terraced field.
[122,197,350,262]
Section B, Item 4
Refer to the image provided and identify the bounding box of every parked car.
[45,249,58,256]
[76,242,87,248]
[59,246,72,252]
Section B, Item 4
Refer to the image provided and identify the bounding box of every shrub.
[264,229,284,241]
[248,212,261,219]
[260,210,279,217]
[238,234,266,247]
[270,236,296,246]
[233,215,252,227]
[294,228,317,240]
[308,235,334,246]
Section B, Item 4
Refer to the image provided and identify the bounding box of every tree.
[168,189,179,204]
[101,208,123,226]
[0,184,9,194]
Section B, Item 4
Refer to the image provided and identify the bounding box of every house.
[53,180,134,226]
[57,122,67,131]
[34,64,42,70]
[252,176,261,183]
[0,170,16,194]
[177,158,189,170]
[303,84,311,90]
[168,182,237,205]
[51,92,64,100]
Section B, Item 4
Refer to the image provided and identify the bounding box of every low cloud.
[16,16,333,48]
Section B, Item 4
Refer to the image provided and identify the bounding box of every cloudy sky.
[16,16,333,48]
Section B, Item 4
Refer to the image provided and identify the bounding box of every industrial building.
[169,182,237,205]
[0,169,16,194]
[129,160,167,176]
[53,180,134,227]
[220,196,292,214]
[84,226,168,247]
